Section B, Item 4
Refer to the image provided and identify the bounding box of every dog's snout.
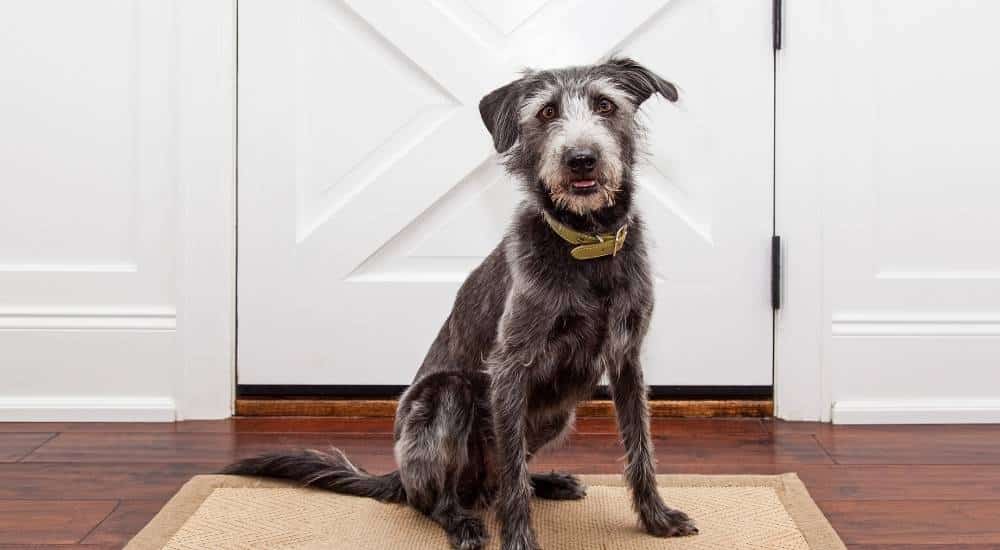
[564,147,598,174]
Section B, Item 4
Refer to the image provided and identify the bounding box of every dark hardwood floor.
[1,418,999,549]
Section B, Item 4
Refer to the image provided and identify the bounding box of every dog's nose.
[564,147,598,174]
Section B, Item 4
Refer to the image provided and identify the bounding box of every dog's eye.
[596,97,616,115]
[537,104,558,122]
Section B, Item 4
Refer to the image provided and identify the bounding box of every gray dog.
[226,58,697,550]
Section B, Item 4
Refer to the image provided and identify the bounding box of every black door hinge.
[771,235,781,310]
[773,0,783,51]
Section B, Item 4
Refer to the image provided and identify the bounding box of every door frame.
[179,0,832,421]
[771,1,834,422]
[171,0,237,420]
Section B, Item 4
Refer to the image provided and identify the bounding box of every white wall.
[0,0,235,421]
[776,0,1000,424]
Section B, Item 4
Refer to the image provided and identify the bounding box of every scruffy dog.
[226,58,697,550]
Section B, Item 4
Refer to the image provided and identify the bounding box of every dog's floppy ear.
[479,79,522,153]
[605,57,678,105]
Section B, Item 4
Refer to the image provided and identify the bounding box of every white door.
[238,0,774,388]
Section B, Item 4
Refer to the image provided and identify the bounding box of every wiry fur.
[225,57,695,550]
[222,448,406,503]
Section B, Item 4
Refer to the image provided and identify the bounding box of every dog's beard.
[535,129,625,215]
[544,179,620,215]
[540,163,623,215]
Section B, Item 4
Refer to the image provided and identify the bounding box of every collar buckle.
[612,224,628,256]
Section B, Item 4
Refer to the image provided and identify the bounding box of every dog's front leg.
[490,361,539,550]
[609,354,698,537]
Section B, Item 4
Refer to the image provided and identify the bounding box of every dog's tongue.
[572,180,597,189]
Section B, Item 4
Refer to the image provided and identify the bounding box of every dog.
[225,57,697,550]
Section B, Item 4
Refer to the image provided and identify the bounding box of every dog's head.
[479,58,677,216]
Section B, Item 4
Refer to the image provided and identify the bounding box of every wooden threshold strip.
[235,398,772,418]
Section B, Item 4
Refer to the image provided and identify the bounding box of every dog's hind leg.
[396,374,488,550]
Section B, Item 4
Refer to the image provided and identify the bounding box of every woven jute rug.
[126,474,845,550]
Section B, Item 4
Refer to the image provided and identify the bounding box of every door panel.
[238,0,774,386]
[820,1,1000,409]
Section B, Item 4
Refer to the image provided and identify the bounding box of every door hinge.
[773,0,783,51]
[771,235,781,310]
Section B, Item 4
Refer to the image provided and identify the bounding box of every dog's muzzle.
[564,147,599,193]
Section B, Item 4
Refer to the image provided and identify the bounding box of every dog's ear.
[479,79,522,153]
[604,57,678,105]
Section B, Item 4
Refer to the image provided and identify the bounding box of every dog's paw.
[448,516,488,550]
[640,505,699,537]
[532,471,587,500]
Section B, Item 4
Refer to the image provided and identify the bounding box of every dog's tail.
[222,448,406,503]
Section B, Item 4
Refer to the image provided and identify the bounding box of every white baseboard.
[0,396,176,422]
[832,399,1000,424]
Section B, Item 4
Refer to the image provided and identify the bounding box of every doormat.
[126,474,845,549]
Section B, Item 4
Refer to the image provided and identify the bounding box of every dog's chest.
[530,278,640,405]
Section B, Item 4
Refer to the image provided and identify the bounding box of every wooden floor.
[1,418,999,549]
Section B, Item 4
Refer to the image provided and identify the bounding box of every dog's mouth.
[544,174,620,214]
[569,179,599,194]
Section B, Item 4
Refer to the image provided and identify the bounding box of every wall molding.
[832,313,1000,337]
[0,307,176,331]
[833,399,1000,425]
[877,269,1000,281]
[0,263,138,273]
[0,396,176,422]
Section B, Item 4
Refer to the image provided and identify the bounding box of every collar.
[542,211,629,260]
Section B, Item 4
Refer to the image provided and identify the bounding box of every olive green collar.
[541,211,629,260]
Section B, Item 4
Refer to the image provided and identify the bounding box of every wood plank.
[0,463,213,500]
[22,432,396,466]
[819,500,1000,545]
[762,419,833,435]
[235,398,773,418]
[575,417,768,435]
[815,425,1000,465]
[0,433,55,462]
[0,499,117,544]
[175,417,767,435]
[81,500,165,546]
[793,465,1000,501]
[0,423,175,433]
